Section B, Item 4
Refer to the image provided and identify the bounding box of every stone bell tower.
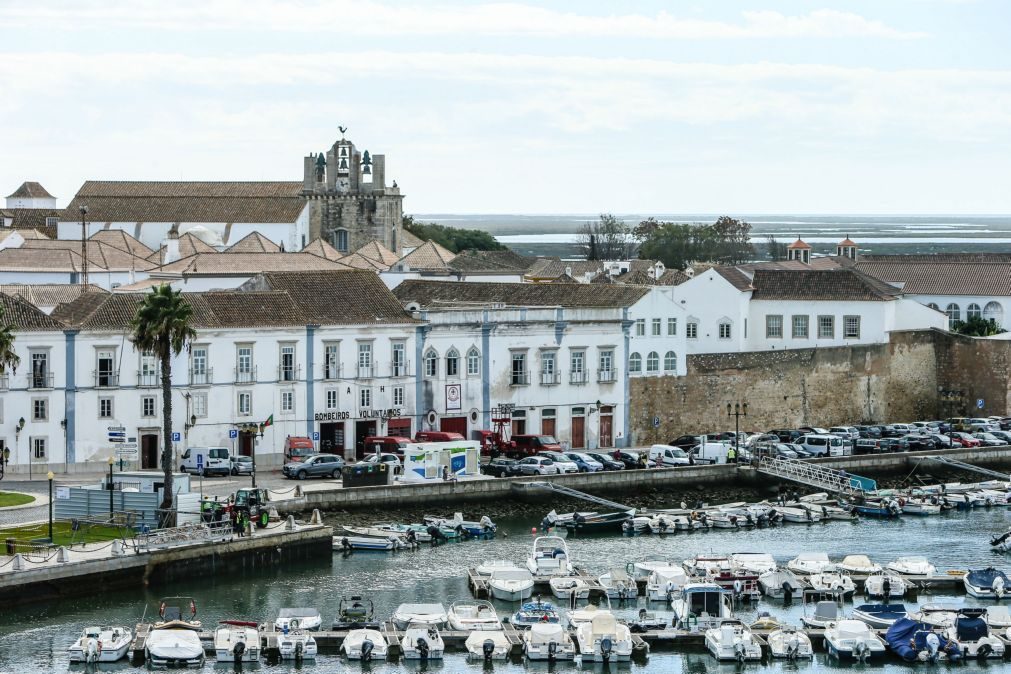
[302,129,404,255]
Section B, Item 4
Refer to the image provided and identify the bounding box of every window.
[326,389,338,410]
[140,350,158,386]
[30,350,50,389]
[718,321,732,340]
[32,437,46,460]
[792,315,809,339]
[99,397,113,419]
[192,392,208,418]
[360,387,372,408]
[424,349,438,377]
[635,319,645,337]
[686,322,698,339]
[598,349,614,382]
[511,352,528,385]
[446,348,459,377]
[945,303,960,329]
[142,396,157,417]
[984,301,1004,324]
[46,216,58,227]
[629,352,642,373]
[236,345,253,383]
[392,342,406,377]
[651,318,661,336]
[646,351,659,372]
[335,229,349,252]
[32,398,48,421]
[96,348,117,387]
[466,347,480,376]
[280,344,296,381]
[281,390,294,413]
[541,351,558,384]
[664,351,676,372]
[357,342,373,377]
[844,315,861,339]
[237,392,251,416]
[967,303,982,320]
[818,315,834,339]
[765,315,783,339]
[927,303,940,311]
[393,386,404,407]
[667,318,677,335]
[570,350,586,384]
[324,343,340,379]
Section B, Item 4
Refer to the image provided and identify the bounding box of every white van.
[690,442,737,464]
[180,446,231,476]
[648,444,692,467]
[796,434,847,457]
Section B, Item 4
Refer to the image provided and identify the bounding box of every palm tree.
[130,285,195,525]
[0,304,20,376]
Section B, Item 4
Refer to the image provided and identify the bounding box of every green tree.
[402,216,506,253]
[130,285,196,525]
[0,304,20,376]
[951,316,1006,337]
[636,216,755,270]
[765,235,788,261]
[577,214,631,260]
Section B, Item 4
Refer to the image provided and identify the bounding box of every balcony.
[29,372,54,389]
[357,363,377,379]
[569,370,588,385]
[94,371,120,388]
[597,369,616,383]
[540,371,560,386]
[510,371,530,387]
[137,370,160,387]
[390,360,411,378]
[189,368,213,386]
[322,363,343,381]
[277,365,300,383]
[234,366,257,384]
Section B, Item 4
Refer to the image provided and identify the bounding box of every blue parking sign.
[977,399,985,409]
[229,429,238,439]
[312,432,320,441]
[171,431,181,442]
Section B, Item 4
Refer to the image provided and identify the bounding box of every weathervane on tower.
[339,125,348,139]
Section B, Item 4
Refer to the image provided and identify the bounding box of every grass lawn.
[0,491,35,508]
[0,520,134,547]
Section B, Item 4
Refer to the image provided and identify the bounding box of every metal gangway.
[918,455,1010,482]
[515,481,635,512]
[756,457,876,496]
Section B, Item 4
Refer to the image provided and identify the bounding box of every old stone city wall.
[630,329,1011,444]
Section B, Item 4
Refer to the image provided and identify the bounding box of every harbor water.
[2,505,1010,672]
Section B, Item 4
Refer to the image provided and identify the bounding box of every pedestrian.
[727,446,737,463]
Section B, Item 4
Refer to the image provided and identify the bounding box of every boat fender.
[733,580,743,596]
[361,639,374,661]
[483,639,495,660]
[600,637,613,662]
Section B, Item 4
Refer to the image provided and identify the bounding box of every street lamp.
[252,423,265,488]
[107,455,115,516]
[15,417,25,479]
[727,402,748,460]
[47,470,54,542]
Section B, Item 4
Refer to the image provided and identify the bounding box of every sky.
[1,0,1010,215]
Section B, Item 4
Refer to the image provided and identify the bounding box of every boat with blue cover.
[510,599,560,629]
[851,604,907,629]
[948,609,1004,659]
[963,567,1009,599]
[885,617,963,663]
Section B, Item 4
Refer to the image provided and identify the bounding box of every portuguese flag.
[263,414,274,428]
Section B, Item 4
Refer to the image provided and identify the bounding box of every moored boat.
[549,576,590,600]
[787,552,835,575]
[341,628,388,661]
[767,625,814,659]
[525,536,573,579]
[67,626,132,664]
[851,604,906,629]
[448,600,502,631]
[401,625,445,660]
[864,572,909,599]
[392,603,448,630]
[465,630,510,661]
[886,555,937,576]
[145,597,204,668]
[510,599,560,629]
[704,620,762,661]
[573,612,633,662]
[885,617,962,662]
[672,583,733,631]
[523,622,576,661]
[826,619,888,661]
[488,568,535,602]
[214,622,259,663]
[963,567,1009,599]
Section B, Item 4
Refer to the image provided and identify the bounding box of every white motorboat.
[706,511,741,529]
[671,514,708,530]
[145,597,204,668]
[864,572,909,598]
[672,583,733,631]
[787,552,835,575]
[566,600,611,630]
[214,622,260,663]
[629,554,676,580]
[886,556,937,576]
[598,568,637,601]
[392,603,448,630]
[67,626,132,663]
[341,628,388,661]
[489,568,535,601]
[985,606,1011,629]
[278,629,317,661]
[836,555,881,575]
[465,630,511,661]
[276,607,322,631]
[682,554,731,578]
[758,568,803,599]
[549,576,590,600]
[808,571,856,598]
[523,622,576,661]
[946,610,1004,659]
[778,506,822,523]
[525,536,573,578]
[476,559,517,576]
[964,567,1010,599]
[646,566,688,601]
[729,552,777,575]
[977,489,1010,505]
[901,498,942,515]
[447,600,502,631]
[334,534,413,551]
[705,620,762,661]
[851,604,907,629]
[401,625,445,660]
[767,625,814,659]
[573,612,633,663]
[623,514,678,534]
[908,604,959,629]
[630,607,669,632]
[800,597,841,629]
[825,619,887,661]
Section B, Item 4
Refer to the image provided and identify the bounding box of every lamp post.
[727,402,748,461]
[252,423,264,488]
[47,470,54,542]
[107,455,115,516]
[15,416,25,479]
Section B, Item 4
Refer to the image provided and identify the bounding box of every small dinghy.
[767,625,814,659]
[489,568,535,601]
[886,617,962,663]
[68,626,133,663]
[628,554,676,580]
[851,604,907,629]
[787,552,835,575]
[145,597,204,668]
[964,567,1010,599]
[646,566,688,601]
[401,625,445,660]
[392,603,447,630]
[510,599,560,629]
[836,554,881,575]
[628,607,668,632]
[525,536,573,578]
[729,552,777,575]
[908,604,959,628]
[864,572,909,598]
[448,600,501,631]
[886,555,937,576]
[901,497,942,515]
[549,576,591,600]
[808,571,856,598]
[778,506,822,523]
[334,534,412,551]
[705,620,762,662]
[800,596,841,629]
[341,628,388,661]
[374,522,433,542]
[622,513,677,534]
[682,554,731,578]
[466,630,511,661]
[276,607,321,631]
[523,622,576,661]
[598,568,637,601]
[948,609,1004,660]
[425,512,496,538]
[758,568,803,600]
[214,622,259,663]
[573,612,633,662]
[332,595,380,630]
[827,619,888,661]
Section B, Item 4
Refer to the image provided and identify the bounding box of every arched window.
[424,349,438,378]
[984,301,1004,325]
[628,352,642,373]
[664,351,677,372]
[646,351,660,372]
[466,347,480,376]
[335,229,349,252]
[967,303,982,320]
[927,303,939,311]
[445,348,459,377]
[945,303,960,329]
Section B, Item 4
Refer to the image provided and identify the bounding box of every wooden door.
[599,408,614,448]
[571,416,585,449]
[141,434,158,469]
[541,418,556,437]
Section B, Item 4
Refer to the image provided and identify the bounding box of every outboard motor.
[658,517,668,532]
[993,575,1006,599]
[482,638,495,660]
[735,640,746,663]
[782,582,794,604]
[925,632,941,663]
[405,529,417,546]
[417,637,430,660]
[882,577,891,598]
[767,508,778,523]
[600,636,613,662]
[853,639,869,663]
[232,640,246,659]
[427,525,447,545]
[361,638,374,661]
[294,640,304,663]
[977,643,993,660]
[786,632,800,660]
[547,641,558,662]
[340,536,351,552]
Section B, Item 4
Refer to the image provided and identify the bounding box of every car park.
[798,426,831,435]
[481,457,520,477]
[283,453,345,479]
[973,432,1005,447]
[515,456,559,475]
[537,451,579,473]
[829,426,860,441]
[782,443,813,458]
[586,452,625,470]
[770,429,803,443]
[230,455,254,475]
[853,425,882,439]
[564,452,604,472]
[878,437,911,452]
[968,418,1000,432]
[746,433,780,448]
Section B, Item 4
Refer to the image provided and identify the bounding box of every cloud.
[0,2,927,39]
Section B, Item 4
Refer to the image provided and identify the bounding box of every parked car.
[995,418,1011,431]
[564,452,603,472]
[745,433,780,448]
[180,446,231,476]
[968,418,1000,432]
[752,443,799,459]
[798,426,830,435]
[363,435,411,456]
[900,434,936,452]
[853,425,882,439]
[770,429,803,443]
[668,434,702,450]
[783,443,813,458]
[586,452,624,471]
[360,452,403,473]
[973,432,1005,447]
[948,417,972,432]
[414,431,465,443]
[512,434,563,457]
[989,430,1011,444]
[515,456,559,475]
[648,444,693,467]
[537,451,578,473]
[878,437,911,452]
[948,432,981,448]
[481,457,520,477]
[615,450,655,469]
[829,426,860,441]
[929,433,954,449]
[283,453,345,480]
[796,433,846,457]
[230,455,254,475]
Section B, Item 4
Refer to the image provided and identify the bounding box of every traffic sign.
[116,447,139,459]
[107,425,126,432]
[977,398,985,409]
[120,442,138,449]
[229,429,238,439]
[312,431,320,442]
[196,454,204,469]
[652,416,660,428]
[171,431,181,442]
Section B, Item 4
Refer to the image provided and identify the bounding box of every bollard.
[245,521,253,537]
[57,546,70,563]
[294,485,303,498]
[286,515,296,531]
[310,509,322,525]
[12,553,23,571]
[111,540,124,556]
[268,507,280,522]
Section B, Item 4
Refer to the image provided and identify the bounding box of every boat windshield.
[688,590,725,615]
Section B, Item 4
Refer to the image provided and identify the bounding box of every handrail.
[517,481,634,512]
[756,457,864,496]
[919,455,1010,482]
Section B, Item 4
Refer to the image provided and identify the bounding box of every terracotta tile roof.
[21,240,156,271]
[395,240,456,271]
[354,239,400,266]
[589,272,615,284]
[394,279,649,309]
[154,252,349,276]
[0,247,91,272]
[399,228,425,249]
[63,181,306,224]
[855,260,1011,297]
[89,229,155,257]
[7,181,54,199]
[861,253,1011,264]
[838,237,857,246]
[712,266,755,291]
[551,273,578,284]
[301,237,343,261]
[656,268,691,286]
[0,284,106,308]
[526,258,603,279]
[739,256,849,272]
[448,249,536,273]
[247,271,420,325]
[146,232,219,264]
[750,268,901,301]
[787,238,811,249]
[0,292,69,331]
[614,269,657,286]
[339,252,388,271]
[0,208,60,237]
[111,278,169,292]
[226,231,281,253]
